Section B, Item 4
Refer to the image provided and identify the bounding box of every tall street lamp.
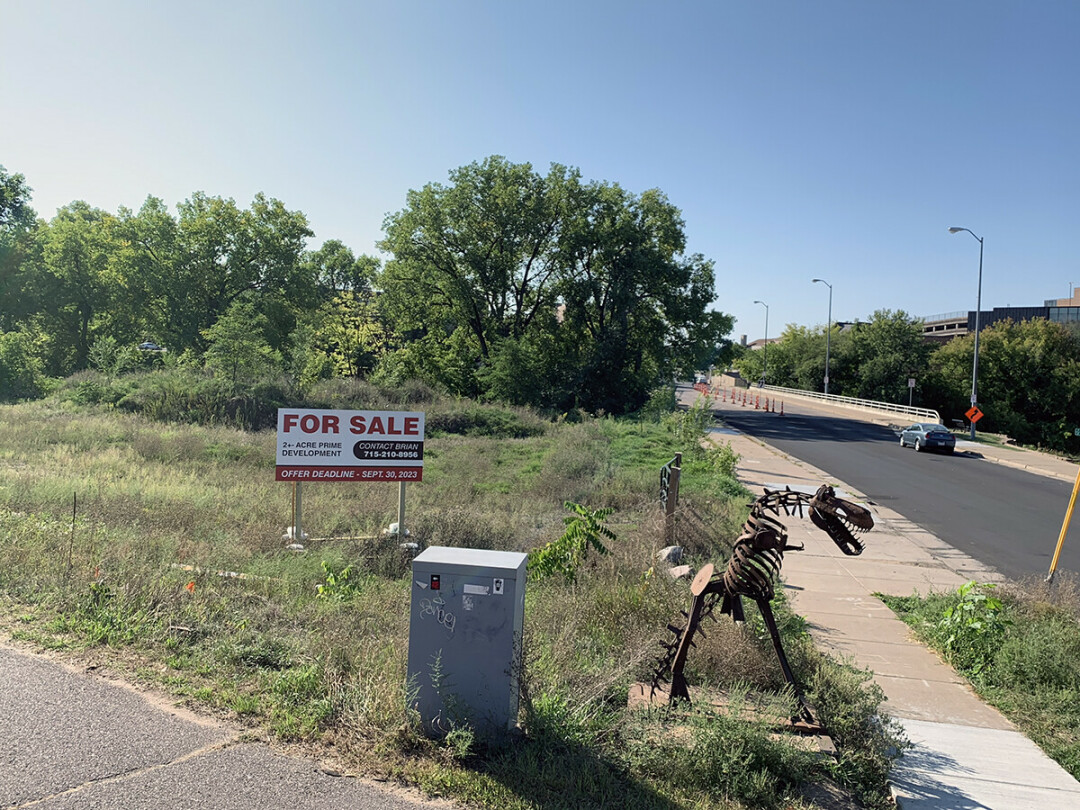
[753,300,769,387]
[812,278,833,395]
[948,226,984,440]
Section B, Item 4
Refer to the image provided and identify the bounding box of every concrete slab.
[855,543,942,565]
[892,719,1080,809]
[780,554,861,575]
[782,571,876,596]
[785,588,898,617]
[799,612,920,646]
[841,561,976,587]
[812,638,964,684]
[875,676,1015,729]
[0,643,451,810]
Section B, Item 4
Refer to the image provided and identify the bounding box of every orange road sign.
[966,406,984,422]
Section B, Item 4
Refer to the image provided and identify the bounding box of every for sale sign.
[276,408,425,482]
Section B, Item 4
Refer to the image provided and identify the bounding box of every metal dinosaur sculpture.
[651,484,874,726]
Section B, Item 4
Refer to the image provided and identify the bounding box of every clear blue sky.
[3,1,1078,343]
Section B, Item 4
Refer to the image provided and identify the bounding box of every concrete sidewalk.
[700,402,1080,808]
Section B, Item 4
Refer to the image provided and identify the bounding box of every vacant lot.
[0,381,902,809]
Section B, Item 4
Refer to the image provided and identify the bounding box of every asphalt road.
[0,644,446,810]
[714,397,1080,583]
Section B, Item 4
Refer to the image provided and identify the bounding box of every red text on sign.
[348,415,420,436]
[282,413,341,434]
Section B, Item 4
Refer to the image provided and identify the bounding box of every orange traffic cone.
[779,400,785,416]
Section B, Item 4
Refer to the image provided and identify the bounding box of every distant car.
[899,423,956,454]
[137,341,163,351]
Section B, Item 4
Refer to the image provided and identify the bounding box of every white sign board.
[276,408,425,482]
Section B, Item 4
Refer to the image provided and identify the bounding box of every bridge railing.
[748,384,942,424]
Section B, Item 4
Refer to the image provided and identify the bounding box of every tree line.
[734,310,1080,452]
[0,157,733,413]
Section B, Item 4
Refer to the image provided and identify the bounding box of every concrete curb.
[959,449,1079,484]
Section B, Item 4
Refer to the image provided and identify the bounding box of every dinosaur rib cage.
[724,541,784,601]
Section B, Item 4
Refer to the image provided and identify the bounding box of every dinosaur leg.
[755,597,815,725]
[721,592,746,623]
[668,592,705,703]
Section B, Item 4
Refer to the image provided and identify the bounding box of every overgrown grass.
[883,576,1080,778]
[0,378,901,809]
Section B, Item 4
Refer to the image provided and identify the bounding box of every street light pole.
[753,300,769,387]
[949,227,984,440]
[812,278,833,395]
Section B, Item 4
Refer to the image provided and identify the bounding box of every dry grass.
[0,393,900,809]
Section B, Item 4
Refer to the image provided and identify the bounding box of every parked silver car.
[899,423,956,454]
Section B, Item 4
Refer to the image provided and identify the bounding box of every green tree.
[35,202,123,374]
[173,192,314,353]
[0,329,46,401]
[379,156,569,362]
[114,196,180,348]
[0,166,38,331]
[202,298,281,392]
[734,323,839,391]
[300,244,386,378]
[305,239,375,299]
[840,310,929,403]
[558,182,732,411]
[378,156,732,411]
[928,318,1080,449]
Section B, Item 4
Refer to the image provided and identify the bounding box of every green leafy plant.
[641,385,677,422]
[705,440,740,477]
[933,580,1011,675]
[316,561,360,600]
[528,501,616,583]
[663,395,714,450]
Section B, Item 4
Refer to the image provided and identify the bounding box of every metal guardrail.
[755,384,942,424]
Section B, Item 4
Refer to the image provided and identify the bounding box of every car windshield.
[925,425,950,434]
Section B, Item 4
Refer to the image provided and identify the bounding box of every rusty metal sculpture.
[651,484,873,725]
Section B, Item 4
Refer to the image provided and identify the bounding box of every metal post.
[949,227,984,441]
[1047,465,1080,583]
[813,279,832,395]
[294,481,303,543]
[825,288,832,395]
[398,481,407,538]
[971,236,984,440]
[662,453,682,545]
[754,300,769,386]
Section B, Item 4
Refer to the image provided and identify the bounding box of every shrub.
[662,395,713,452]
[426,405,546,439]
[528,502,615,584]
[0,330,47,401]
[931,581,1011,676]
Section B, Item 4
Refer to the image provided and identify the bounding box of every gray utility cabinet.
[407,546,527,737]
